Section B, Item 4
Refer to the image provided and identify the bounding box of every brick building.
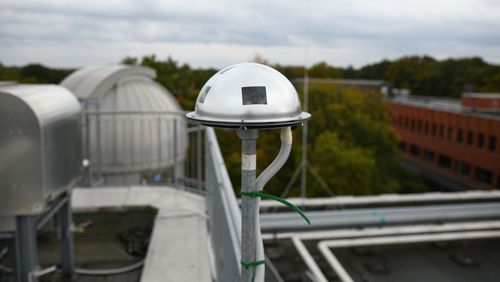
[388,93,500,190]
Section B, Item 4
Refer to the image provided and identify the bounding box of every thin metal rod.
[173,119,179,186]
[84,110,185,116]
[96,103,103,181]
[197,126,203,190]
[36,193,69,230]
[306,161,335,196]
[84,103,92,187]
[300,71,309,200]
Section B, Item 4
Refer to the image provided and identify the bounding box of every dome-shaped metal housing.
[61,65,187,177]
[187,63,310,128]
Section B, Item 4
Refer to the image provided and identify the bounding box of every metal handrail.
[205,127,242,281]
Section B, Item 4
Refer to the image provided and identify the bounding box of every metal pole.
[84,104,92,187]
[158,116,162,170]
[300,71,309,199]
[197,126,203,190]
[14,216,38,282]
[96,103,103,182]
[237,128,258,282]
[58,195,75,279]
[173,118,179,186]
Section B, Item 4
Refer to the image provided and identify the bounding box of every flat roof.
[463,92,500,98]
[389,96,500,120]
[292,78,387,87]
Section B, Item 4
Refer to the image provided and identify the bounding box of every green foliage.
[383,56,500,97]
[274,56,500,98]
[0,63,73,84]
[133,55,216,110]
[311,132,375,195]
[308,62,342,78]
[305,84,426,196]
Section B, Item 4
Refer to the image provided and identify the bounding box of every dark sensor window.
[242,86,267,105]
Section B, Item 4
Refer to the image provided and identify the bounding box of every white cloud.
[0,0,499,68]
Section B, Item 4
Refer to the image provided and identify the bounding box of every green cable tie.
[240,260,266,269]
[241,191,311,225]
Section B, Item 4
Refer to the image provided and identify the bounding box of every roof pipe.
[318,230,500,282]
[286,221,500,281]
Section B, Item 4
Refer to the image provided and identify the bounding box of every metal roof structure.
[61,65,153,100]
[61,65,187,181]
[61,64,181,113]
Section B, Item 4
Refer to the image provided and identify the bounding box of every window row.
[399,142,499,187]
[392,116,497,153]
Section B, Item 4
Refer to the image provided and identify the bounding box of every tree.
[310,132,375,195]
[121,56,138,65]
[308,61,342,78]
[304,83,426,195]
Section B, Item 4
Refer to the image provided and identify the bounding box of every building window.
[423,149,434,163]
[432,123,437,137]
[411,119,416,131]
[399,142,407,152]
[424,122,429,134]
[467,131,474,146]
[439,125,445,139]
[489,135,497,153]
[417,120,422,132]
[448,127,454,142]
[478,133,485,149]
[410,144,420,157]
[457,129,463,143]
[399,116,404,127]
[438,154,452,169]
[455,161,470,176]
[405,117,409,129]
[475,167,493,184]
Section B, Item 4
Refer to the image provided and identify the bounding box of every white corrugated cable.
[253,127,293,282]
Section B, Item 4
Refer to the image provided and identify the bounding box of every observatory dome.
[61,65,186,180]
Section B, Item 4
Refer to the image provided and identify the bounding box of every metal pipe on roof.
[318,242,353,282]
[261,202,500,231]
[259,190,500,208]
[292,236,329,282]
[263,220,500,241]
[287,221,500,281]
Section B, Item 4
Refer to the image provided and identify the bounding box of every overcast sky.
[1,0,499,69]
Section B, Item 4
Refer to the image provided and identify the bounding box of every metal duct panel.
[0,84,82,215]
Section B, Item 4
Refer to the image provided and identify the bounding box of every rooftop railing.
[81,109,242,280]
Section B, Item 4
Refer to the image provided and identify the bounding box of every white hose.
[254,127,293,282]
[75,259,144,275]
